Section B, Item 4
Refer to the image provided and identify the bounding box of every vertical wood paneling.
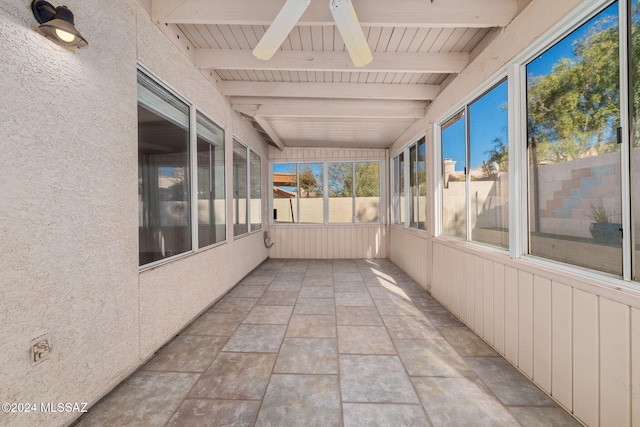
[474,256,484,335]
[270,226,386,259]
[458,249,467,323]
[633,308,640,427]
[518,270,534,378]
[573,289,599,427]
[600,298,631,427]
[446,246,455,309]
[552,281,573,411]
[493,263,505,355]
[451,248,461,317]
[533,276,552,393]
[483,258,494,345]
[466,252,476,331]
[433,244,444,302]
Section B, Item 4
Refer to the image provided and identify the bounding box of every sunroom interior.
[2,0,640,426]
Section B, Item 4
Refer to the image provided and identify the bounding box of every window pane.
[138,71,191,266]
[527,2,622,275]
[196,112,225,248]
[299,163,324,224]
[250,151,262,231]
[273,163,298,223]
[469,80,509,249]
[442,111,467,239]
[355,162,380,223]
[634,0,640,281]
[399,153,406,224]
[392,155,401,224]
[329,162,353,223]
[417,139,427,230]
[233,141,248,236]
[409,144,418,228]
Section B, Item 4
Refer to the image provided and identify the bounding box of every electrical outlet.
[30,335,52,366]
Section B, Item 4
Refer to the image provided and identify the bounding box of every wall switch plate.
[30,335,52,366]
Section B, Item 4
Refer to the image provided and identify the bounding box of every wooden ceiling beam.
[196,50,468,74]
[220,81,440,101]
[152,0,518,28]
[232,99,427,119]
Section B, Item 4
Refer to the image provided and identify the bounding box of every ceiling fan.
[252,0,373,67]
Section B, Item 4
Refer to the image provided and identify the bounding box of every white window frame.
[269,159,384,226]
[434,0,640,291]
[391,134,428,231]
[137,63,227,272]
[232,137,262,238]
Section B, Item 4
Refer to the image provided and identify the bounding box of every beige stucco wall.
[0,1,268,426]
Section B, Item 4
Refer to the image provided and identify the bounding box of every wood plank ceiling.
[148,0,530,149]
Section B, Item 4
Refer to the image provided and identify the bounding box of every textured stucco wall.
[135,6,269,361]
[0,1,268,426]
[0,1,139,426]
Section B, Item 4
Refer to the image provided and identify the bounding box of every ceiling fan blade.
[253,0,311,61]
[330,0,373,67]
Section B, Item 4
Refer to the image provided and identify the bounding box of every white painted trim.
[511,62,528,260]
[510,0,615,69]
[433,120,442,237]
[619,0,632,281]
[189,104,199,251]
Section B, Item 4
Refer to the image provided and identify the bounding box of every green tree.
[355,162,380,197]
[328,162,353,197]
[299,164,322,197]
[527,14,620,163]
[328,162,380,197]
[484,137,508,173]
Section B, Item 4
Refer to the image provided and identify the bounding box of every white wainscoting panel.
[504,265,519,365]
[389,227,429,288]
[633,308,640,427]
[518,270,534,378]
[533,276,552,394]
[429,242,640,426]
[493,262,506,355]
[269,226,387,259]
[573,288,599,427]
[551,281,573,411]
[599,298,631,427]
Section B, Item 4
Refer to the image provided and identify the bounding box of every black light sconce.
[31,0,87,49]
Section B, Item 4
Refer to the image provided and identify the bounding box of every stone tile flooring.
[76,259,581,427]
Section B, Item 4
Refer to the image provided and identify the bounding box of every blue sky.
[442,2,619,172]
[442,80,508,170]
[273,162,323,193]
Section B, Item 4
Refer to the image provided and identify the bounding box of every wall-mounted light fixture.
[31,0,87,49]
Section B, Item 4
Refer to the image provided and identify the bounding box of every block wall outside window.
[271,161,381,225]
[526,2,622,275]
[233,139,262,237]
[392,137,427,230]
[440,80,509,249]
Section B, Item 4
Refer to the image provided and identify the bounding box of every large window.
[392,137,427,229]
[250,151,262,231]
[440,81,509,248]
[137,68,226,268]
[526,2,621,275]
[196,112,225,248]
[441,112,467,239]
[233,139,262,237]
[271,161,380,224]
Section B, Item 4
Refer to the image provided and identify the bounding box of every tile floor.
[75,259,581,427]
